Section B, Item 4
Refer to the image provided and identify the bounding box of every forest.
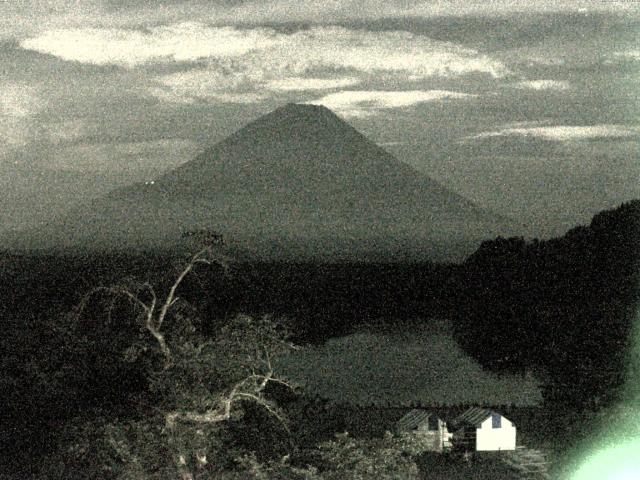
[0,200,638,478]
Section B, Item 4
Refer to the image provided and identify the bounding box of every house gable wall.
[475,415,516,451]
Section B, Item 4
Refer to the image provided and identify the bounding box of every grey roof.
[455,407,494,427]
[395,409,438,431]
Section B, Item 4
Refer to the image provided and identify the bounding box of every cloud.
[0,1,104,40]
[265,77,361,91]
[49,139,199,175]
[467,125,640,142]
[0,82,40,118]
[22,24,509,79]
[282,27,508,78]
[512,80,571,91]
[307,90,477,117]
[613,50,640,62]
[42,119,91,145]
[202,92,268,104]
[150,69,269,103]
[114,25,505,104]
[2,1,635,41]
[150,87,269,105]
[0,82,42,156]
[20,23,278,67]
[153,74,362,103]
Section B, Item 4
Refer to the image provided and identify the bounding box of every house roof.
[455,407,494,427]
[395,409,438,431]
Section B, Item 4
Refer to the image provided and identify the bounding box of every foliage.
[33,247,299,479]
[313,431,420,479]
[34,261,425,479]
[217,453,323,480]
[453,200,640,410]
[222,432,421,480]
[2,201,638,476]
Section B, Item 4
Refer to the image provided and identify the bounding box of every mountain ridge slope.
[5,103,516,261]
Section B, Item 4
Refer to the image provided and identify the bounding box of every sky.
[1,0,639,238]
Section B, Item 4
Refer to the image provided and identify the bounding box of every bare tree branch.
[73,242,299,479]
[75,246,225,371]
[163,367,293,433]
[157,246,212,330]
[235,392,290,432]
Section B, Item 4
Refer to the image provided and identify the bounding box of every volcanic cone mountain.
[12,103,514,261]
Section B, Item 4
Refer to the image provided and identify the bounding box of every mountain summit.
[11,104,515,261]
[161,102,418,197]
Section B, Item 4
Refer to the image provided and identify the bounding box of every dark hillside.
[1,201,638,475]
[450,200,640,410]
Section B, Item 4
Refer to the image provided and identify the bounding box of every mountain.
[7,103,516,261]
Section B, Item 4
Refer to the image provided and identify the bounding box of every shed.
[452,407,516,452]
[395,409,453,452]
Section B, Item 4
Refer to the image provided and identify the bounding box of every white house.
[395,409,453,453]
[452,407,516,452]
